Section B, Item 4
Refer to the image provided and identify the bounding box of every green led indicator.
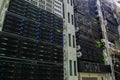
[93,19,97,25]
[56,29,61,33]
[97,43,102,48]
[96,40,102,48]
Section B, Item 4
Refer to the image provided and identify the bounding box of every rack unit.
[0,0,63,80]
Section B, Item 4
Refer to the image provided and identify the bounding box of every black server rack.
[101,2,119,80]
[0,0,63,80]
[74,0,111,73]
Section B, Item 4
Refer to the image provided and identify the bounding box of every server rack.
[0,0,63,80]
[74,0,111,73]
[101,1,120,80]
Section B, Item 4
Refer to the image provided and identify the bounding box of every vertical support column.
[0,0,10,31]
[63,0,78,80]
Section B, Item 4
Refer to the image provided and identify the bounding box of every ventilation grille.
[82,77,98,80]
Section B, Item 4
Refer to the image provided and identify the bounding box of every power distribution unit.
[0,0,63,80]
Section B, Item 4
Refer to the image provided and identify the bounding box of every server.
[0,0,63,80]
